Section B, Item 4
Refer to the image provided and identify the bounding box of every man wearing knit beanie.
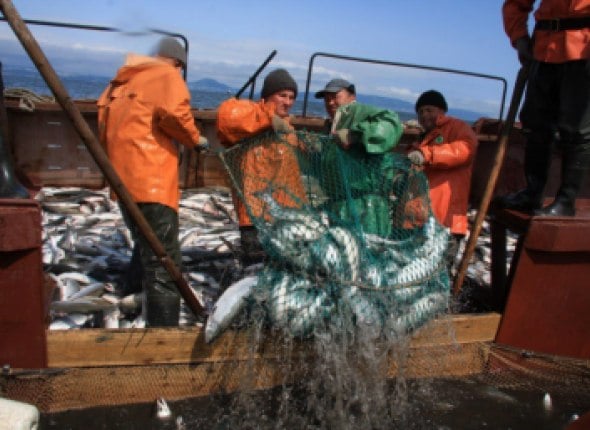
[414,90,448,113]
[407,89,478,274]
[217,68,304,265]
[261,68,298,100]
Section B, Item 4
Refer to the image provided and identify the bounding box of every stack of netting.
[220,124,450,339]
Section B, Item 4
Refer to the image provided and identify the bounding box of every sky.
[0,0,526,118]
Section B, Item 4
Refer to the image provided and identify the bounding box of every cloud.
[376,86,419,102]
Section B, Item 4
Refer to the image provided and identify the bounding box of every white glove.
[407,150,425,166]
[195,136,210,151]
[334,128,357,149]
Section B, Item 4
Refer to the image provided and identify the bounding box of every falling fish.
[205,276,258,343]
[543,392,553,412]
[155,397,172,420]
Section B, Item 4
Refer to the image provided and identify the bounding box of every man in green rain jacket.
[320,102,404,237]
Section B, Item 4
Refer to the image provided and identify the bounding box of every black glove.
[515,36,533,67]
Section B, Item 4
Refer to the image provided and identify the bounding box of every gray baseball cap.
[314,78,356,99]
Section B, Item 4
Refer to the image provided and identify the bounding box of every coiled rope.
[4,87,55,112]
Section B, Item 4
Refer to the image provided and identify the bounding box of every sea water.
[40,316,590,430]
[2,65,419,121]
[40,375,588,429]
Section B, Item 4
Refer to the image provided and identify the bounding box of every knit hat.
[261,69,298,100]
[154,37,187,68]
[315,78,355,99]
[415,90,448,112]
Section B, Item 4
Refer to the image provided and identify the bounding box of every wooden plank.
[7,334,494,413]
[47,313,500,368]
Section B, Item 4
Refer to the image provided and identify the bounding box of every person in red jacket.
[407,90,478,271]
[497,0,590,216]
[97,37,208,326]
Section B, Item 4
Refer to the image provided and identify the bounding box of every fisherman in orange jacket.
[97,37,208,326]
[497,0,590,216]
[407,90,478,270]
[217,69,307,265]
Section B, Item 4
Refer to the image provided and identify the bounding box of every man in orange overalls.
[98,37,208,326]
[407,90,478,271]
[497,0,590,216]
[217,69,307,265]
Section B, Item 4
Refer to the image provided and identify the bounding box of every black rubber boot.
[0,62,29,199]
[535,144,590,217]
[494,140,552,213]
[121,245,144,297]
[0,132,29,199]
[145,290,181,327]
[239,226,266,266]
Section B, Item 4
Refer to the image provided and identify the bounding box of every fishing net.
[218,123,450,339]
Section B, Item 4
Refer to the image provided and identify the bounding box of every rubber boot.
[239,225,266,266]
[121,245,144,297]
[0,61,29,199]
[535,144,590,217]
[495,140,552,212]
[145,273,180,327]
[0,129,29,199]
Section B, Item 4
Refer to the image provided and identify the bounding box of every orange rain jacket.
[217,98,307,227]
[97,54,202,211]
[410,115,478,235]
[503,0,590,62]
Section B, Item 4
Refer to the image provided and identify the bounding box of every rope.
[4,87,55,112]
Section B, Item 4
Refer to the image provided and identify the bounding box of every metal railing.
[302,52,507,121]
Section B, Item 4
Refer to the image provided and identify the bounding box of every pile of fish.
[37,186,514,333]
[204,191,451,342]
[38,186,242,329]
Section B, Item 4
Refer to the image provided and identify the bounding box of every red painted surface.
[0,199,48,368]
[566,410,590,430]
[495,214,590,360]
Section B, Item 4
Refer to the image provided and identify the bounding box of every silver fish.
[155,397,172,420]
[51,296,118,313]
[254,190,328,232]
[329,226,360,282]
[341,286,383,339]
[204,276,258,343]
[386,291,448,334]
[49,312,91,330]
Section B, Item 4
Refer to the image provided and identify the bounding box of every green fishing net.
[219,105,450,339]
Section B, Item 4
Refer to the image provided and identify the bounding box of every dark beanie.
[415,90,448,112]
[261,69,298,100]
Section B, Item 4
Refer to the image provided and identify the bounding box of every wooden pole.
[453,66,529,297]
[0,0,205,318]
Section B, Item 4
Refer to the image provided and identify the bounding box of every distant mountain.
[189,78,233,93]
[357,93,415,115]
[1,63,484,121]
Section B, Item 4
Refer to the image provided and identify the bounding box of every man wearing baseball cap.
[315,78,357,130]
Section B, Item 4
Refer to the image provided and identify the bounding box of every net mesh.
[219,129,450,339]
